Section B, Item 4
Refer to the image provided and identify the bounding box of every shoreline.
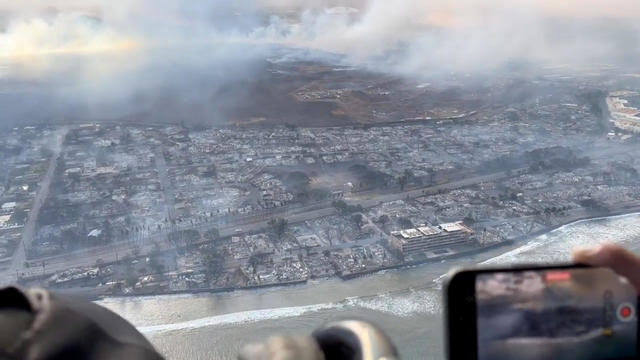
[521,207,640,243]
[91,207,640,302]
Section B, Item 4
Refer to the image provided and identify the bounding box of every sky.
[3,0,640,69]
[1,0,639,125]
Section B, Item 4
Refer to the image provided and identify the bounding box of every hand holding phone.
[445,264,638,360]
[574,244,640,292]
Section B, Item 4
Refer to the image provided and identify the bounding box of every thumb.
[573,244,640,292]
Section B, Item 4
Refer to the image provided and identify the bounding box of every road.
[7,127,68,281]
[4,169,517,280]
[348,169,518,206]
[5,206,339,279]
[154,147,176,222]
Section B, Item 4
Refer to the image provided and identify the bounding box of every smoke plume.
[1,0,639,125]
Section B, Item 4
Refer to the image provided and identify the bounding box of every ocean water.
[98,213,640,359]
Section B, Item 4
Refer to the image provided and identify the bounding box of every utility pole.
[113,244,119,263]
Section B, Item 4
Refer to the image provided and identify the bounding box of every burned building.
[390,221,474,257]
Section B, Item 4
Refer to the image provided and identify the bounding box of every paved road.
[7,127,68,281]
[348,170,517,207]
[6,206,338,279]
[155,147,176,222]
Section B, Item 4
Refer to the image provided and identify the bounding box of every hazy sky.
[2,0,640,73]
[1,0,639,125]
[2,0,639,64]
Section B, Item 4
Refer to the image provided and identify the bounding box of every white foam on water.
[346,288,441,317]
[434,212,640,291]
[480,240,544,265]
[138,302,343,335]
[138,288,442,334]
[482,212,640,265]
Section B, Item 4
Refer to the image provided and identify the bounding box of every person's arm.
[573,243,640,292]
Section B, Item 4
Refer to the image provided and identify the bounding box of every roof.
[399,228,422,239]
[1,202,16,210]
[439,222,464,232]
[96,166,117,174]
[0,215,11,226]
[88,229,103,237]
[65,167,82,174]
[417,226,440,236]
[439,222,473,233]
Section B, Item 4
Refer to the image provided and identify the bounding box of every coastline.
[521,207,640,243]
[90,207,640,301]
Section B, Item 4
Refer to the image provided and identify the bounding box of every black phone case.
[443,263,606,360]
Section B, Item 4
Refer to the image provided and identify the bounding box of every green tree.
[351,213,364,229]
[132,245,141,258]
[205,228,220,240]
[148,247,165,274]
[204,251,225,280]
[332,200,348,214]
[102,220,113,243]
[125,274,138,288]
[9,208,28,225]
[397,174,408,191]
[286,171,311,190]
[248,252,266,269]
[463,214,476,225]
[268,218,288,240]
[377,214,390,227]
[332,200,363,215]
[397,217,413,229]
[426,168,435,185]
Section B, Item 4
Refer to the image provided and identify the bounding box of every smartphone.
[445,265,638,360]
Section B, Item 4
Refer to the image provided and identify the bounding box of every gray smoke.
[254,0,640,74]
[1,0,639,126]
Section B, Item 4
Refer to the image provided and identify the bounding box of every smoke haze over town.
[2,0,640,125]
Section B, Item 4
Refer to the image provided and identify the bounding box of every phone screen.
[475,268,638,360]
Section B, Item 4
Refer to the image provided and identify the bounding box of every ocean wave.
[138,287,442,335]
[482,213,640,265]
[346,288,441,317]
[480,240,545,265]
[139,302,344,335]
